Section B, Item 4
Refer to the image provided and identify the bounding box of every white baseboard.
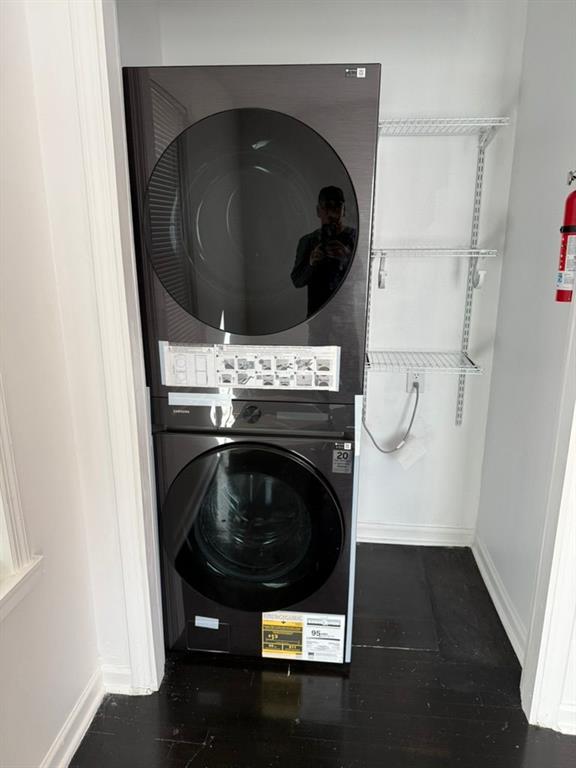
[357,521,474,547]
[472,537,527,665]
[39,668,103,768]
[557,703,576,735]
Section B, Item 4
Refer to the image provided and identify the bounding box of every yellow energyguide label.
[262,611,346,663]
[262,619,303,656]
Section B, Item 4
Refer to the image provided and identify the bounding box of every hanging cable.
[363,382,420,454]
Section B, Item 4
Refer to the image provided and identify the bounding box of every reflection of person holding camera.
[291,186,356,315]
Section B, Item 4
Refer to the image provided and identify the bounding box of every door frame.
[70,0,164,692]
[520,313,576,733]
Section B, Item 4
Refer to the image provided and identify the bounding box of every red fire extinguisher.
[556,174,576,303]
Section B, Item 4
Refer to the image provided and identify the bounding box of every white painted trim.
[472,537,527,664]
[0,555,43,622]
[67,0,164,692]
[557,704,576,736]
[101,664,136,695]
[102,663,156,695]
[39,669,104,768]
[519,288,576,728]
[521,391,576,730]
[0,370,31,572]
[357,520,474,547]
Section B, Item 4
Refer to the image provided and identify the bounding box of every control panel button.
[240,405,262,424]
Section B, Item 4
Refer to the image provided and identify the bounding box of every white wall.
[0,2,101,765]
[116,0,161,65]
[475,0,576,666]
[116,0,527,544]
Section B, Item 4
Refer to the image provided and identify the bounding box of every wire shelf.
[367,350,482,375]
[378,117,510,137]
[371,248,498,259]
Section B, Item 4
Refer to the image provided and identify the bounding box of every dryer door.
[144,107,359,336]
[162,443,344,612]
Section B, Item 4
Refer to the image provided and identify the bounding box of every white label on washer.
[332,442,353,474]
[262,612,345,663]
[195,616,219,630]
[160,342,341,391]
[168,392,234,406]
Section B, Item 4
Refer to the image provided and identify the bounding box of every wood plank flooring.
[71,544,576,767]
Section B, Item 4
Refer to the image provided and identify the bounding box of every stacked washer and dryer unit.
[123,65,380,665]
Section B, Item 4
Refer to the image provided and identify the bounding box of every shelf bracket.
[478,126,496,149]
[456,130,490,425]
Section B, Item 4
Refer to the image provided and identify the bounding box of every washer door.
[144,107,359,335]
[162,444,344,612]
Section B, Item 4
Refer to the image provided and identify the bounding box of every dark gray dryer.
[123,64,380,408]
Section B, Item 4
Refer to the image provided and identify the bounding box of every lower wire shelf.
[366,350,482,375]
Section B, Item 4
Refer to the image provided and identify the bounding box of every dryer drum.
[161,444,344,612]
[143,107,359,336]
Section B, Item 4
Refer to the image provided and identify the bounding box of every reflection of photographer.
[291,186,356,315]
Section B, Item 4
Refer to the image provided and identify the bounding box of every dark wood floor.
[71,545,576,767]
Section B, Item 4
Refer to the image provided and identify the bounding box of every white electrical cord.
[363,382,420,453]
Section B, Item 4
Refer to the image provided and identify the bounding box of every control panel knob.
[241,405,262,424]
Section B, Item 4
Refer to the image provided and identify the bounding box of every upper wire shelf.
[378,117,510,137]
[371,248,498,259]
[367,350,482,375]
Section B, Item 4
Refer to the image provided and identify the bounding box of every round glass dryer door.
[162,444,344,612]
[144,108,359,335]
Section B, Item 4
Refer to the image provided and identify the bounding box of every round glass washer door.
[144,107,359,336]
[162,444,344,612]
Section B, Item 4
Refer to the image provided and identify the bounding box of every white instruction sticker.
[262,612,345,663]
[160,342,341,391]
